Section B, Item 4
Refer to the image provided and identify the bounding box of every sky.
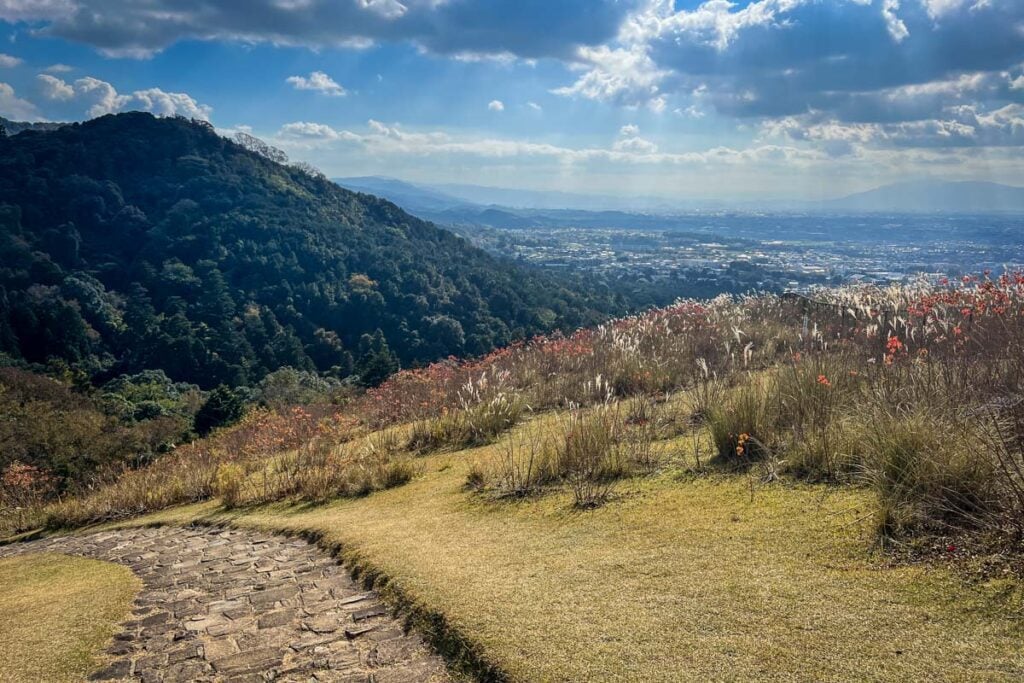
[0,0,1022,201]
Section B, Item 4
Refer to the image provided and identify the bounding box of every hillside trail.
[0,526,450,683]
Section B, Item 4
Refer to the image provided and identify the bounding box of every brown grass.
[107,427,1024,682]
[0,552,140,683]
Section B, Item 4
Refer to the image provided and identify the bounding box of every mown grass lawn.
[0,552,140,683]
[119,420,1024,682]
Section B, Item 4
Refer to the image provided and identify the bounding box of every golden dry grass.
[115,417,1024,682]
[0,552,140,683]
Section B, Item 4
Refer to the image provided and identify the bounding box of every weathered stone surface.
[89,659,132,680]
[0,526,449,682]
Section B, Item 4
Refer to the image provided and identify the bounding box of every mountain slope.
[0,113,621,388]
[824,179,1024,213]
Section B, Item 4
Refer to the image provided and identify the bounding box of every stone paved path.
[0,526,450,683]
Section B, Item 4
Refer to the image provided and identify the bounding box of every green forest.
[0,113,626,391]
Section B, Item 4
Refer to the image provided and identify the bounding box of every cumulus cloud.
[5,0,633,60]
[38,73,74,100]
[881,0,909,42]
[613,124,658,154]
[760,103,1024,153]
[640,0,1023,120]
[44,63,73,73]
[552,43,668,110]
[487,99,504,111]
[278,121,359,141]
[0,53,22,67]
[286,71,347,96]
[0,82,40,120]
[543,0,1024,156]
[33,74,212,119]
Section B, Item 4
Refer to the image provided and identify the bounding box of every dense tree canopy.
[0,113,624,388]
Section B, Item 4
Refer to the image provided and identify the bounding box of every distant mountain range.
[822,180,1024,213]
[335,176,693,213]
[335,176,1024,221]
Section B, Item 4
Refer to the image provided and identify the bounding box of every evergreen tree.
[193,384,246,436]
[355,329,399,387]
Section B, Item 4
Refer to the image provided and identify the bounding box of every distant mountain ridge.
[334,176,1024,231]
[823,180,1024,213]
[335,176,469,212]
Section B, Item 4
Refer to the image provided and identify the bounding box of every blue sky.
[0,0,1022,200]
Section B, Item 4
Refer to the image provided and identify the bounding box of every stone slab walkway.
[0,526,451,683]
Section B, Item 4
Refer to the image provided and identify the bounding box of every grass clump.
[0,553,140,683]
[863,407,996,539]
[470,400,665,507]
[407,394,525,453]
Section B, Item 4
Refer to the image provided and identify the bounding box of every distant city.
[336,176,1024,302]
[448,213,1024,301]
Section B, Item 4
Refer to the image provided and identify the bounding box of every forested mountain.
[0,113,623,389]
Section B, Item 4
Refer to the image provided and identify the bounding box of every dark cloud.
[0,0,636,59]
[648,0,1024,123]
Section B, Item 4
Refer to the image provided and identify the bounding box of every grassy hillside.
[4,274,1023,680]
[105,421,1024,681]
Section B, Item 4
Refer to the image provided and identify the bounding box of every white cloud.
[37,73,74,100]
[1010,74,1024,91]
[614,123,658,154]
[881,0,909,42]
[0,82,40,120]
[760,102,1024,152]
[0,0,73,22]
[279,121,358,141]
[74,76,123,116]
[128,87,212,118]
[553,43,668,110]
[357,0,407,20]
[920,0,978,20]
[526,101,542,112]
[0,53,22,67]
[675,104,706,118]
[488,99,504,111]
[652,0,809,52]
[286,71,347,96]
[44,63,73,73]
[36,75,211,119]
[274,118,823,169]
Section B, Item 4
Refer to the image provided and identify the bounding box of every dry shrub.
[862,407,996,539]
[214,462,246,509]
[775,355,863,480]
[706,375,780,466]
[492,427,559,497]
[980,399,1024,540]
[556,405,631,508]
[407,394,525,454]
